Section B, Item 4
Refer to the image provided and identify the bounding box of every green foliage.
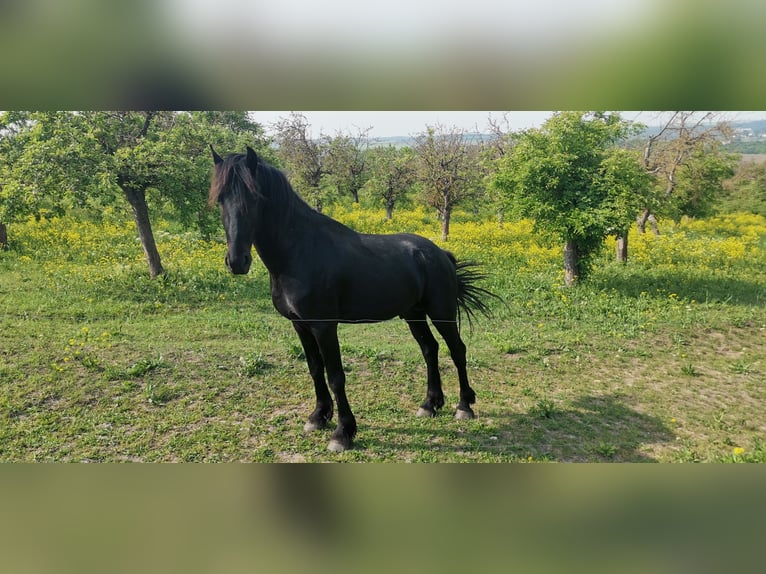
[680,363,699,377]
[1,111,271,276]
[126,355,166,378]
[323,129,371,203]
[1,111,111,223]
[362,145,416,216]
[724,141,766,154]
[722,159,766,217]
[1,111,271,233]
[666,148,738,221]
[271,112,329,211]
[495,111,651,279]
[529,398,558,419]
[239,353,273,378]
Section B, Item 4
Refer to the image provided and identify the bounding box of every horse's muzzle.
[225,252,252,275]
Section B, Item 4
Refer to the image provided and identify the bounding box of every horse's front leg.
[293,321,333,431]
[310,322,357,452]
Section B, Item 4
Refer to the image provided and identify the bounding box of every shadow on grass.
[358,393,674,462]
[596,266,765,306]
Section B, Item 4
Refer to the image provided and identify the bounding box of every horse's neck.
[251,192,316,275]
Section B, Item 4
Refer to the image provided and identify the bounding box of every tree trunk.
[637,209,660,236]
[0,222,7,250]
[312,190,323,213]
[441,205,451,241]
[385,201,394,220]
[616,234,628,263]
[648,214,660,236]
[122,185,165,278]
[637,209,650,234]
[563,239,579,286]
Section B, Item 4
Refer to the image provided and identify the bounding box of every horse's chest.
[269,279,297,318]
[269,274,330,320]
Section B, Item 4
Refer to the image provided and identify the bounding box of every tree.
[414,125,480,241]
[1,111,35,249]
[668,147,737,221]
[722,159,766,216]
[272,112,327,212]
[602,148,655,264]
[478,113,516,225]
[364,145,415,219]
[635,111,733,233]
[0,111,270,275]
[496,111,650,285]
[1,111,109,251]
[324,127,372,204]
[147,111,274,239]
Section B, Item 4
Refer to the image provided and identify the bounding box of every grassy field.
[1,208,765,462]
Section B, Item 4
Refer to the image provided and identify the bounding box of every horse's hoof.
[304,420,323,432]
[327,439,350,453]
[455,408,475,420]
[416,407,436,418]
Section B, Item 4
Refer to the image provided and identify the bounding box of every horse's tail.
[446,252,501,331]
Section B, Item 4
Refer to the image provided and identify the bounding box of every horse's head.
[210,145,260,275]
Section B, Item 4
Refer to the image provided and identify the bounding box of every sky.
[250,111,551,139]
[250,111,766,140]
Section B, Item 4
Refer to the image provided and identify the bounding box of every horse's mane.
[209,153,311,215]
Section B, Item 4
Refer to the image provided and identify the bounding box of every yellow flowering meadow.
[329,205,560,272]
[7,210,766,287]
[625,214,766,272]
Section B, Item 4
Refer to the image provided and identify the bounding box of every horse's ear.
[210,144,223,165]
[246,146,259,170]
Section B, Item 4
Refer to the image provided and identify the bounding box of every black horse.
[210,146,496,452]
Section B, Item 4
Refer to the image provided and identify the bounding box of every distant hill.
[369,132,490,148]
[736,119,766,133]
[367,119,766,153]
[724,119,766,153]
[369,136,414,148]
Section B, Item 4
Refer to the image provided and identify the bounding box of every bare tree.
[414,125,480,241]
[485,112,515,159]
[272,112,327,211]
[636,111,732,234]
[324,127,372,204]
[365,145,415,219]
[481,113,516,226]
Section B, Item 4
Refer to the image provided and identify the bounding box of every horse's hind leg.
[403,312,445,417]
[293,321,333,431]
[432,320,476,419]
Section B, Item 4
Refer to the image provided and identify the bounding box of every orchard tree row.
[1,111,750,284]
[269,111,740,284]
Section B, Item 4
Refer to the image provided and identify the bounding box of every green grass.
[1,212,765,462]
